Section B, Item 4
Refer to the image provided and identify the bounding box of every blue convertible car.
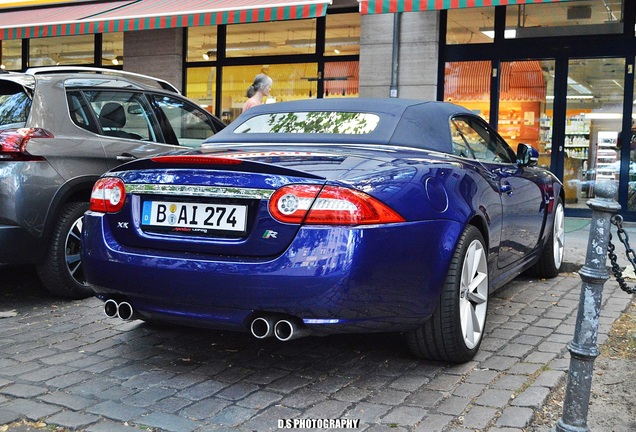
[82,98,564,363]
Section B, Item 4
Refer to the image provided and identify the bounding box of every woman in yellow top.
[242,74,273,112]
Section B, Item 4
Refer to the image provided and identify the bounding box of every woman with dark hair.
[242,73,273,112]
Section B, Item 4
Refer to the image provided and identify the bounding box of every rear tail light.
[90,177,126,213]
[0,128,53,160]
[269,184,405,225]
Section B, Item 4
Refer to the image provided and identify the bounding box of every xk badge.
[117,222,129,229]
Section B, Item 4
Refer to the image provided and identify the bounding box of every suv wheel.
[37,202,93,299]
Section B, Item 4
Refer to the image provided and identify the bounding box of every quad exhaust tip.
[249,315,309,341]
[103,299,136,321]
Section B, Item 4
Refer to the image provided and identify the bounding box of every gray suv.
[0,66,225,299]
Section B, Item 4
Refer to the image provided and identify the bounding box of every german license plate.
[141,201,247,233]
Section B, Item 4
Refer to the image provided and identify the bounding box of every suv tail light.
[90,177,126,213]
[269,184,405,225]
[0,128,53,160]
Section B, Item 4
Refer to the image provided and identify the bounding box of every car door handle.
[116,153,137,162]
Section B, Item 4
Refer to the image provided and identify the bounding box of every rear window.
[0,81,31,129]
[234,111,380,134]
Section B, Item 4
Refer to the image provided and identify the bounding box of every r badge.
[262,230,277,239]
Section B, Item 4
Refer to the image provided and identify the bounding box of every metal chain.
[608,214,636,294]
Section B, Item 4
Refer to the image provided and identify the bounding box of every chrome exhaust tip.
[104,299,119,318]
[274,319,309,341]
[116,301,135,321]
[250,316,274,339]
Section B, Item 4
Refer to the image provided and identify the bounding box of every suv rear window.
[0,81,31,129]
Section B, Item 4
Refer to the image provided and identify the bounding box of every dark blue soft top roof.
[205,98,475,154]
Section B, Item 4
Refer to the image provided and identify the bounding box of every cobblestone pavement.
[0,262,632,432]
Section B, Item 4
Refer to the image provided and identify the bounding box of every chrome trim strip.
[125,184,274,200]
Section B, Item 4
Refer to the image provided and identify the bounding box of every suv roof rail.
[24,66,180,94]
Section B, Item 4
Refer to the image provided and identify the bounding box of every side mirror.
[517,143,538,167]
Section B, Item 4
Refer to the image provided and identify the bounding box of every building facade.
[1,0,635,219]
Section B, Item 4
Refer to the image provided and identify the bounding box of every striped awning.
[0,0,332,40]
[360,0,581,15]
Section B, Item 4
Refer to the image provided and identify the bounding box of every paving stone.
[511,385,551,408]
[39,391,96,410]
[452,382,485,398]
[304,399,351,418]
[180,397,232,419]
[1,398,61,420]
[475,389,513,408]
[345,402,392,424]
[47,410,102,429]
[136,411,199,432]
[175,380,227,401]
[381,405,427,427]
[216,382,260,401]
[426,373,463,391]
[0,409,21,424]
[413,413,454,432]
[210,404,258,428]
[366,388,410,405]
[436,396,471,415]
[496,406,535,428]
[461,405,498,429]
[405,389,444,408]
[87,400,147,422]
[86,420,148,432]
[533,370,566,388]
[332,385,373,402]
[123,386,177,408]
[236,390,283,409]
[0,383,47,398]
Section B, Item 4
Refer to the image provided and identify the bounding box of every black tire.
[406,225,489,363]
[527,198,564,279]
[37,202,93,299]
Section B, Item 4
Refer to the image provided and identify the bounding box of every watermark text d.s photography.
[278,418,361,429]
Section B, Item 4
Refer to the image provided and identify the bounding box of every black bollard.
[555,181,621,432]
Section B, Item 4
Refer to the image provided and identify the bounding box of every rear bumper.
[83,212,463,334]
[0,225,44,264]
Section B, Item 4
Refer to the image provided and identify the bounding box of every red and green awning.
[360,0,582,15]
[0,0,332,40]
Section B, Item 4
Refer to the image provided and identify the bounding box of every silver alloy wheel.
[65,216,88,286]
[459,238,488,349]
[552,202,565,270]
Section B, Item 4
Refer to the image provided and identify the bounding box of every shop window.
[324,61,359,97]
[444,61,491,122]
[1,40,21,71]
[325,13,360,56]
[187,27,218,62]
[497,60,554,169]
[102,32,124,66]
[30,34,95,66]
[220,64,317,122]
[563,58,624,209]
[446,8,495,45]
[505,2,624,39]
[186,67,217,118]
[226,19,317,57]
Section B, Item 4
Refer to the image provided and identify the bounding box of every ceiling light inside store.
[480,28,516,39]
[567,77,592,95]
[285,37,359,47]
[583,113,622,120]
[546,95,594,100]
[202,41,277,58]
